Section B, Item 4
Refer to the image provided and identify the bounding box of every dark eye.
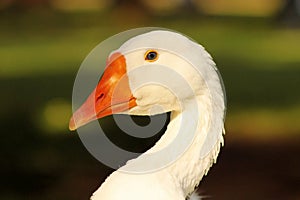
[145,50,158,61]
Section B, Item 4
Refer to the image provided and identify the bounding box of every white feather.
[91,30,226,200]
[189,191,202,200]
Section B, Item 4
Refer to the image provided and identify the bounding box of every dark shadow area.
[100,114,170,153]
[200,141,300,200]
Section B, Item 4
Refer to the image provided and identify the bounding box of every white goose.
[69,30,226,200]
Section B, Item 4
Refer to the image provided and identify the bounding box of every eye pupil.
[146,51,157,60]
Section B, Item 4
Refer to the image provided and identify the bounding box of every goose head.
[69,30,224,132]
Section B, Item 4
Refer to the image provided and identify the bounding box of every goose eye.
[145,50,158,62]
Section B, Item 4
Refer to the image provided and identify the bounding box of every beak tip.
[69,117,76,131]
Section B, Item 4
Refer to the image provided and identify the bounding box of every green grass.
[1,14,300,77]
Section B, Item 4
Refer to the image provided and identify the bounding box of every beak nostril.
[96,93,104,102]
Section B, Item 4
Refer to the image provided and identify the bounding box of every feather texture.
[89,30,226,200]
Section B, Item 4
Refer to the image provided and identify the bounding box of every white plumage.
[71,30,226,200]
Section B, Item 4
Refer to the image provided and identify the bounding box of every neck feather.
[124,88,225,197]
[161,95,224,196]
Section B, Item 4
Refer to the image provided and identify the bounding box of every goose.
[69,30,226,200]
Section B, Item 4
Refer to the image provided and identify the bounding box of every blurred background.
[1,0,300,199]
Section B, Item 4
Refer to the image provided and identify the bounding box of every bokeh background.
[1,0,300,199]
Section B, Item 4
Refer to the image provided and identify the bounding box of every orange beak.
[69,52,137,131]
